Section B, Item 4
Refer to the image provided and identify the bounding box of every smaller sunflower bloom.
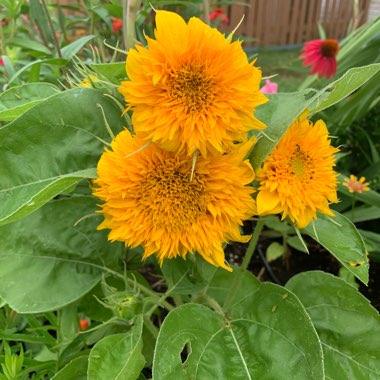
[209,8,229,25]
[260,79,278,94]
[93,130,256,271]
[344,175,370,193]
[256,112,339,228]
[300,39,339,79]
[111,17,122,33]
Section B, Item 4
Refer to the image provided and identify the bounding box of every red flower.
[79,319,89,331]
[0,59,4,65]
[111,17,123,33]
[209,8,229,25]
[300,39,339,79]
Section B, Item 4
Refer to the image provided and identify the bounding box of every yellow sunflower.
[119,10,267,157]
[256,113,339,228]
[93,130,256,271]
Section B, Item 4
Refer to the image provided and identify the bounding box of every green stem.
[99,265,174,311]
[144,316,158,339]
[41,0,63,58]
[351,194,356,221]
[223,219,265,311]
[203,0,211,25]
[123,0,141,51]
[241,218,265,271]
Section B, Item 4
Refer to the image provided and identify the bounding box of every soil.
[225,236,380,311]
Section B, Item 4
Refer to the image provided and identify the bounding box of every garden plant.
[0,0,380,379]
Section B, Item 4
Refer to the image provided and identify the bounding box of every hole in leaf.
[180,341,192,366]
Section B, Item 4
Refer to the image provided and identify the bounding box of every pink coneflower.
[300,39,339,79]
[260,79,278,94]
[209,8,229,25]
[111,17,122,33]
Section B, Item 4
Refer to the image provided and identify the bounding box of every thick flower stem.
[123,0,141,51]
[223,218,265,311]
[241,218,265,271]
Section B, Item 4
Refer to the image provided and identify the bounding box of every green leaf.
[60,35,96,60]
[0,196,122,313]
[250,92,307,170]
[358,229,380,253]
[342,205,380,223]
[0,83,60,122]
[287,271,380,380]
[7,59,67,86]
[0,88,123,226]
[88,317,145,380]
[161,257,205,295]
[154,270,324,380]
[11,37,51,55]
[287,235,308,253]
[310,64,380,114]
[303,212,368,285]
[91,62,126,83]
[266,242,284,262]
[52,356,88,380]
[338,182,380,209]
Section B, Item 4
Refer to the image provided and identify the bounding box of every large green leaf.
[88,317,145,380]
[52,356,88,380]
[0,88,123,226]
[0,83,60,122]
[250,92,307,170]
[287,271,380,380]
[303,212,369,284]
[310,64,380,114]
[153,270,324,380]
[0,196,122,313]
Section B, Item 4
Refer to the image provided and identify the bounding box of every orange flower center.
[290,145,315,181]
[137,159,207,231]
[320,39,339,58]
[169,65,215,113]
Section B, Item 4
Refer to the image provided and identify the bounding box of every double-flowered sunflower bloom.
[256,113,339,228]
[119,10,267,157]
[93,130,256,271]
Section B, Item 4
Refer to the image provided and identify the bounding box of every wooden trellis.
[223,0,371,47]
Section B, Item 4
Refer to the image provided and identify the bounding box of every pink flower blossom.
[300,39,339,79]
[260,79,278,94]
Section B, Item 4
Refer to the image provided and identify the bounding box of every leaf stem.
[41,0,63,58]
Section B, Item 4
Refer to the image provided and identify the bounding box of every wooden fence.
[223,0,371,47]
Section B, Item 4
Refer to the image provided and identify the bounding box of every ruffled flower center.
[320,39,339,58]
[290,145,315,181]
[169,65,215,113]
[137,159,207,231]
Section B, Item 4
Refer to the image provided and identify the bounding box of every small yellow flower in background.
[119,10,267,157]
[79,74,99,88]
[256,112,339,229]
[93,130,256,271]
[343,175,370,193]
